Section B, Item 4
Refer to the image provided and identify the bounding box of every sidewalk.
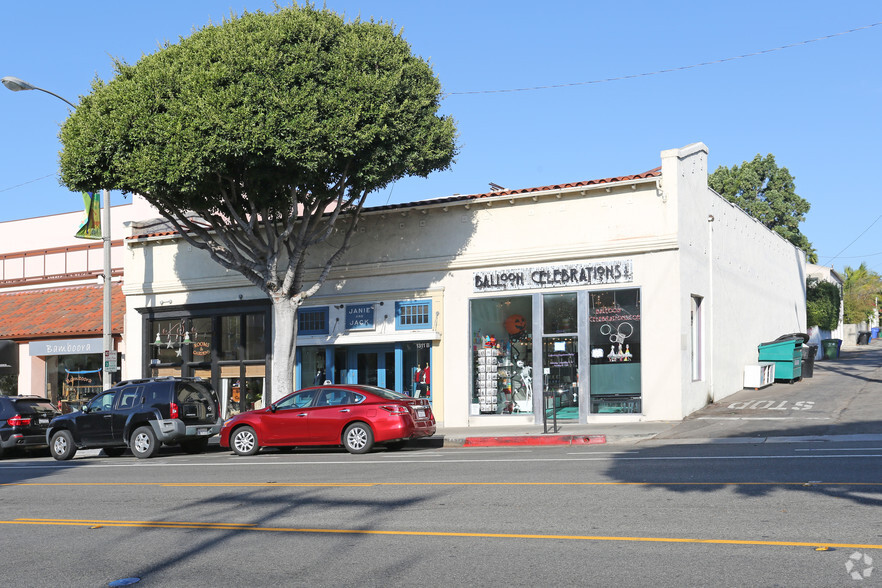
[417,336,882,448]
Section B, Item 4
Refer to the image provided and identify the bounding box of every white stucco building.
[122,143,807,427]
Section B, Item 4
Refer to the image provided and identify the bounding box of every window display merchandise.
[471,297,533,414]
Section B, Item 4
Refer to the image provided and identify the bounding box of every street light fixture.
[2,75,114,391]
[2,76,77,109]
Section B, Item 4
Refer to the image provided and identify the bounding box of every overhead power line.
[446,21,882,96]
[0,173,56,194]
[822,213,882,266]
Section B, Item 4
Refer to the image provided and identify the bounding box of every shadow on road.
[604,419,882,506]
[113,484,441,583]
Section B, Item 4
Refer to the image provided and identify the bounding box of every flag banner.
[74,191,102,239]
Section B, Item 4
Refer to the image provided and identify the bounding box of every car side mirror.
[269,404,277,413]
[82,406,91,414]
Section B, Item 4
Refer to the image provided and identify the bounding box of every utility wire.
[822,213,882,266]
[446,21,882,96]
[0,173,56,194]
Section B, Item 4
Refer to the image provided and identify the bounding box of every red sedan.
[219,384,436,455]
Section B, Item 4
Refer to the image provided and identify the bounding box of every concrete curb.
[460,434,606,447]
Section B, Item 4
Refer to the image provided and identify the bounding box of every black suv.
[47,377,222,460]
[0,396,61,458]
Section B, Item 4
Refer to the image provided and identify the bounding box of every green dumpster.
[821,339,840,359]
[758,338,803,381]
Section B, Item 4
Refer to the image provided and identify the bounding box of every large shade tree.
[708,154,816,262]
[58,4,457,400]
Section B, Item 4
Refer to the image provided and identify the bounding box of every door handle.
[297,413,307,417]
[338,409,350,413]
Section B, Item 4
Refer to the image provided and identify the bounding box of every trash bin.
[801,344,818,378]
[758,337,803,382]
[873,327,880,340]
[821,339,841,359]
[858,331,871,345]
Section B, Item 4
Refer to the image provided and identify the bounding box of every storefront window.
[404,342,431,398]
[150,319,187,366]
[301,347,327,387]
[48,354,102,413]
[146,309,268,415]
[245,314,265,360]
[543,292,578,334]
[219,364,265,418]
[589,288,642,413]
[189,317,212,362]
[218,315,240,360]
[470,297,533,415]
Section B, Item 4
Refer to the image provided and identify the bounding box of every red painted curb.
[462,434,606,447]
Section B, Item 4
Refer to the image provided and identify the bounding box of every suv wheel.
[130,426,159,459]
[342,422,374,454]
[50,430,77,461]
[180,438,209,454]
[231,426,259,456]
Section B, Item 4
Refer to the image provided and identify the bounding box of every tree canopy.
[708,154,816,262]
[57,3,457,399]
[806,277,841,331]
[842,263,882,324]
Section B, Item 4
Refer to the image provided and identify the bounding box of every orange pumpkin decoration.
[504,314,527,335]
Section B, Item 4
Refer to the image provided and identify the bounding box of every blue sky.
[2,1,880,272]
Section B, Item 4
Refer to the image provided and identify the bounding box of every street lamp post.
[2,75,115,391]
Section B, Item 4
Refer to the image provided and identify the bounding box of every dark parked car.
[47,377,222,460]
[0,396,60,458]
[220,384,436,455]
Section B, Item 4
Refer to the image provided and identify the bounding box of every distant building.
[0,196,155,410]
[122,143,807,426]
[806,263,846,352]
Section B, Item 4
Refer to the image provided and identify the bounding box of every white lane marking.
[696,417,832,421]
[795,447,882,451]
[3,453,882,469]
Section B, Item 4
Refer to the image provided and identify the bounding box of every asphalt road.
[2,440,881,587]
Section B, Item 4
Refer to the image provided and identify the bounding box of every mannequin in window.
[416,363,430,398]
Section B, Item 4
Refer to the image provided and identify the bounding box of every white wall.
[123,143,807,425]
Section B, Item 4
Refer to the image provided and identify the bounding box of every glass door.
[353,347,398,389]
[542,293,579,420]
[356,352,378,386]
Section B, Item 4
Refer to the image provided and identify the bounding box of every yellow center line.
[2,518,881,551]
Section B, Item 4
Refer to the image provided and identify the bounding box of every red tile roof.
[0,283,125,340]
[364,167,663,213]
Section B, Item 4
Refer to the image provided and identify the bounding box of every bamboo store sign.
[474,260,633,292]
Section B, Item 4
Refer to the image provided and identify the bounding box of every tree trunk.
[270,295,298,403]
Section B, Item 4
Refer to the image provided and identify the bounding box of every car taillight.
[380,405,409,415]
[170,402,179,419]
[7,414,31,427]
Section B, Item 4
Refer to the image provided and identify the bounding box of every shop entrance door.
[542,336,579,419]
[353,348,397,390]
